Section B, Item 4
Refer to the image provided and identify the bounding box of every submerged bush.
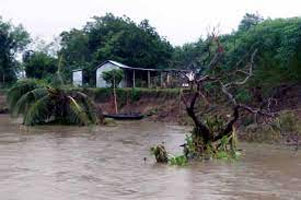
[215,150,241,161]
[150,144,188,166]
[150,144,168,163]
[151,125,240,165]
[168,155,188,166]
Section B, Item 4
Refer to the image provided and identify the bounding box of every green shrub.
[130,88,141,101]
[276,111,300,133]
[240,111,301,143]
[168,155,188,166]
[102,69,124,88]
[215,151,241,160]
[236,88,252,103]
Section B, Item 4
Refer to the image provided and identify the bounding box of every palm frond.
[23,95,53,126]
[7,78,98,126]
[12,88,48,117]
[7,79,45,111]
[67,96,91,125]
[72,91,97,123]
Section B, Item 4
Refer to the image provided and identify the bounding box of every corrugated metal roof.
[96,60,191,72]
[72,69,83,72]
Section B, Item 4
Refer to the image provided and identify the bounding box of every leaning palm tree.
[7,58,98,126]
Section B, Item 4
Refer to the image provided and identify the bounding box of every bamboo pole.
[113,74,118,114]
[147,71,151,88]
[133,70,136,88]
[160,72,163,88]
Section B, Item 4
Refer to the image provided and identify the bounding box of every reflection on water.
[0,114,301,200]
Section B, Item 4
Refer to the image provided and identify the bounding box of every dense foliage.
[0,17,30,84]
[172,13,301,91]
[60,13,173,84]
[23,51,58,80]
[224,16,301,87]
[2,13,301,93]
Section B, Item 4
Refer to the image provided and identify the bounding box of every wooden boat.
[103,113,144,120]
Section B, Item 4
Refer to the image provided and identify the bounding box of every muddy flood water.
[0,115,301,200]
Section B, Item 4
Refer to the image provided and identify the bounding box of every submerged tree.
[179,34,276,160]
[7,59,98,126]
[152,33,276,163]
[7,79,98,126]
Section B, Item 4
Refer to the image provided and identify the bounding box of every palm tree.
[7,57,98,126]
[7,79,97,126]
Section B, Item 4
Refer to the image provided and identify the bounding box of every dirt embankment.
[2,85,301,146]
[236,84,301,144]
[95,92,188,124]
[3,84,301,128]
[0,93,8,114]
[88,84,301,125]
[0,88,188,123]
[94,85,301,147]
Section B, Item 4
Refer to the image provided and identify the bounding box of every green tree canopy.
[238,13,264,31]
[223,16,301,87]
[0,17,30,84]
[172,14,301,90]
[102,69,124,88]
[23,51,58,80]
[59,13,173,85]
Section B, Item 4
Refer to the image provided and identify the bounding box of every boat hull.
[103,114,144,120]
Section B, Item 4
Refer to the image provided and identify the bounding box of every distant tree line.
[1,13,301,90]
[0,17,30,84]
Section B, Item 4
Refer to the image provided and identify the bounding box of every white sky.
[1,0,301,46]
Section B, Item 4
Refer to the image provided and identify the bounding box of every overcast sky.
[1,0,301,46]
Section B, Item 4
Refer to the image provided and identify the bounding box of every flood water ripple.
[0,115,301,200]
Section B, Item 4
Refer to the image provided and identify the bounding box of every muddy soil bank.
[2,84,301,146]
[97,95,188,124]
[93,85,301,147]
[0,93,8,114]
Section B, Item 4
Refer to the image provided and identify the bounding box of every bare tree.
[180,34,276,155]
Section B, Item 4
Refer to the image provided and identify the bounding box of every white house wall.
[72,71,82,86]
[96,63,126,88]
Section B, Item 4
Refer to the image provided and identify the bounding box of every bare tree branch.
[223,49,257,88]
[180,34,275,146]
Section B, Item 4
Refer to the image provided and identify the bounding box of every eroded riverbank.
[0,114,301,200]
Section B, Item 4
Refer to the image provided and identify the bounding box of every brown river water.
[0,114,301,200]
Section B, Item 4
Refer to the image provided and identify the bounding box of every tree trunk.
[113,75,118,114]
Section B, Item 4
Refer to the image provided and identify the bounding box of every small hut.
[95,60,191,88]
[72,69,83,87]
